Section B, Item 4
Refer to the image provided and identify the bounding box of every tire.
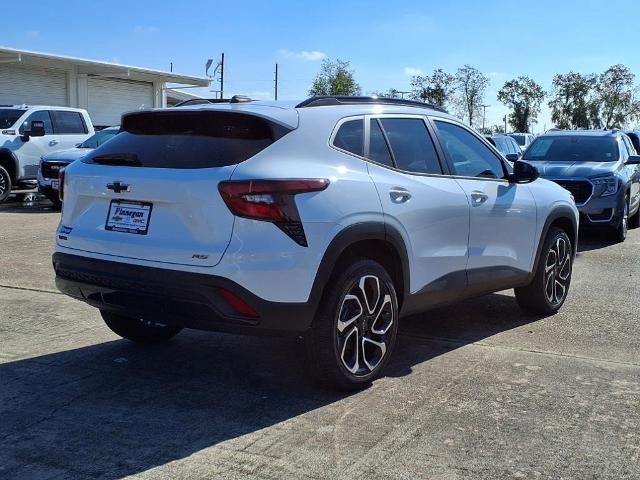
[515,227,573,315]
[0,166,11,204]
[628,202,639,229]
[610,196,629,243]
[307,258,399,390]
[100,310,182,343]
[45,193,62,208]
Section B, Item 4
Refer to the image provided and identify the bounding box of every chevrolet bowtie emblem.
[106,181,130,193]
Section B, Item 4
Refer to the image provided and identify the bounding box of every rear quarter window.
[84,111,291,169]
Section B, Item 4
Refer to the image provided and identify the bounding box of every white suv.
[53,96,578,389]
[0,105,94,203]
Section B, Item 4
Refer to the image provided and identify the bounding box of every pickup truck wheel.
[515,227,573,315]
[611,197,629,243]
[307,259,398,391]
[0,166,11,204]
[100,310,182,343]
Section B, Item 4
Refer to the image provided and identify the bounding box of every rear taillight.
[218,179,329,246]
[58,169,66,202]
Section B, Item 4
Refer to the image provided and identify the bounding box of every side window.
[18,110,54,135]
[434,120,505,179]
[52,111,88,134]
[622,135,635,156]
[378,118,442,174]
[368,119,394,167]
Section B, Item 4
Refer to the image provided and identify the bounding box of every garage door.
[0,64,67,106]
[87,77,154,127]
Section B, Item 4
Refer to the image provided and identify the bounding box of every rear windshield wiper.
[91,153,142,167]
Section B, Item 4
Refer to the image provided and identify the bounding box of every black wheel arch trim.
[307,221,411,314]
[531,205,578,278]
[0,149,19,183]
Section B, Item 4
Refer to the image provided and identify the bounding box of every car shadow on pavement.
[0,292,542,479]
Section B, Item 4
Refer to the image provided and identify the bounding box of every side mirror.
[24,120,46,138]
[625,155,640,165]
[510,160,539,184]
[505,153,520,162]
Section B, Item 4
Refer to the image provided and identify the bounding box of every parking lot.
[0,196,638,479]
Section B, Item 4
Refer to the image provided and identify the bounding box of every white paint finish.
[87,77,154,126]
[0,64,67,106]
[454,179,538,272]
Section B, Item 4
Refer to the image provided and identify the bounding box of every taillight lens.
[58,168,66,202]
[218,179,329,246]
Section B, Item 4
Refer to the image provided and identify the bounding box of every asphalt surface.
[1,196,639,479]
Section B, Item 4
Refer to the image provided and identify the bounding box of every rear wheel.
[0,166,11,204]
[307,259,399,390]
[100,310,182,343]
[515,227,573,315]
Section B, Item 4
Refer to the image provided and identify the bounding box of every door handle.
[470,191,488,206]
[49,140,59,146]
[389,188,412,203]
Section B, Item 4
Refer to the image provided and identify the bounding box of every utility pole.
[396,90,411,99]
[481,104,490,131]
[170,62,173,72]
[274,63,278,100]
[503,115,507,134]
[219,52,224,99]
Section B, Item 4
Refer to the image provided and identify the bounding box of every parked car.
[0,105,94,203]
[484,134,521,160]
[523,130,640,242]
[53,96,578,389]
[38,126,119,206]
[509,132,535,152]
[624,130,640,153]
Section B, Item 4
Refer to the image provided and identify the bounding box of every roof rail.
[295,96,448,113]
[173,95,253,107]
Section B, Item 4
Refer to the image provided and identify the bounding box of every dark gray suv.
[523,130,640,242]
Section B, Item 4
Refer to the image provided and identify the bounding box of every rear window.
[84,111,291,169]
[509,134,526,146]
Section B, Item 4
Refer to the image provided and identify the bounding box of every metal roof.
[0,46,209,87]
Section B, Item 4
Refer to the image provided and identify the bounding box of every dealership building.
[0,47,209,127]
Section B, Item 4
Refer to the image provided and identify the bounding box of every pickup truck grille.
[41,161,69,179]
[552,180,593,205]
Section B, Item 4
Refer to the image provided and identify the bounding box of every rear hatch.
[57,108,292,267]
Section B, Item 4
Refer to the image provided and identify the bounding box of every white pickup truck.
[0,105,94,203]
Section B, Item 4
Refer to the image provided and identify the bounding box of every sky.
[3,0,640,132]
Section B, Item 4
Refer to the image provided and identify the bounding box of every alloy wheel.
[0,173,6,197]
[336,275,395,377]
[544,237,572,306]
[621,202,629,238]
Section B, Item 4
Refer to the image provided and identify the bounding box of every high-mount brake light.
[218,179,329,246]
[58,168,66,202]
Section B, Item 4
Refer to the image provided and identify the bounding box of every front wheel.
[307,259,399,390]
[0,166,12,204]
[610,197,629,243]
[515,227,573,315]
[100,310,182,343]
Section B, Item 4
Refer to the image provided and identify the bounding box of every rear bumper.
[52,253,314,336]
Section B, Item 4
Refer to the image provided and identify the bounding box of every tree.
[497,76,545,133]
[453,65,489,127]
[548,72,597,129]
[309,59,361,96]
[409,68,455,107]
[370,88,401,98]
[594,65,640,128]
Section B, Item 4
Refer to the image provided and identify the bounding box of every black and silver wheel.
[308,259,398,390]
[0,166,11,204]
[515,227,573,315]
[100,310,182,343]
[629,202,640,229]
[611,197,629,242]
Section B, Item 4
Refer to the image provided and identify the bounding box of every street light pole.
[481,104,490,131]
